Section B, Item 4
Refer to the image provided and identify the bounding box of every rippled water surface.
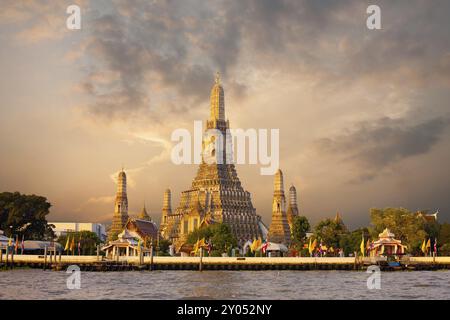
[1,269,450,299]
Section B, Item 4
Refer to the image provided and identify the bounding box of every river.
[1,269,449,299]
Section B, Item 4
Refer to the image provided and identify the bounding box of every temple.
[286,184,299,232]
[267,169,292,245]
[160,73,264,249]
[108,169,129,240]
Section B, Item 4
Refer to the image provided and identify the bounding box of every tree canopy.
[314,218,348,249]
[0,192,54,240]
[369,207,427,253]
[187,223,237,254]
[57,230,101,255]
[291,215,310,244]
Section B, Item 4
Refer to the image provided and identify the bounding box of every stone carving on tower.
[286,185,299,232]
[109,169,129,240]
[268,169,292,245]
[160,73,263,249]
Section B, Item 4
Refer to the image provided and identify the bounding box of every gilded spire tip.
[215,71,220,85]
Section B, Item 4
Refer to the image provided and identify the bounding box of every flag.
[193,238,200,255]
[426,238,431,250]
[308,238,312,255]
[250,238,257,253]
[70,236,75,252]
[14,235,19,254]
[329,247,334,253]
[311,239,317,253]
[421,239,427,254]
[319,239,323,254]
[64,235,70,251]
[261,240,269,254]
[434,238,437,254]
[77,238,81,255]
[360,235,365,257]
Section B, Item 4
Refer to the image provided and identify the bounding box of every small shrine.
[369,228,407,256]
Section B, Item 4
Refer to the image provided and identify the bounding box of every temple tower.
[268,169,291,245]
[162,73,263,248]
[160,189,172,238]
[286,185,299,231]
[109,169,129,240]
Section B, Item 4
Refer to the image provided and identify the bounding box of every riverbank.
[3,255,450,271]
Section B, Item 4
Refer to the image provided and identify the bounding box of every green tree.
[339,228,369,256]
[157,239,172,256]
[369,207,427,254]
[314,218,348,249]
[0,192,54,240]
[291,216,310,245]
[187,223,237,254]
[438,223,450,248]
[57,231,101,255]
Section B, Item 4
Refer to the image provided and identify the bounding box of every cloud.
[1,0,88,43]
[313,115,450,182]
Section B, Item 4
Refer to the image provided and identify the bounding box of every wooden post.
[11,248,14,269]
[5,246,9,269]
[199,247,203,272]
[150,246,154,271]
[97,245,100,261]
[43,246,48,270]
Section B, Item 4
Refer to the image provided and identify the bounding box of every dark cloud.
[314,115,450,182]
[75,0,450,121]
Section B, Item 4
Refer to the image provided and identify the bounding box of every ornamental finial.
[215,71,220,85]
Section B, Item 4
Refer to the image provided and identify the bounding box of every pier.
[3,255,450,271]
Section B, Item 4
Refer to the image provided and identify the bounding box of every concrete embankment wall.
[3,255,450,271]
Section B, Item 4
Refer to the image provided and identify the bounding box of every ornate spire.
[210,72,225,121]
[109,168,129,240]
[274,169,284,194]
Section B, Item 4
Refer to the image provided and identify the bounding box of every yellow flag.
[308,238,312,254]
[426,238,431,249]
[360,235,365,257]
[421,239,426,253]
[309,239,317,255]
[256,237,262,250]
[193,238,200,255]
[199,238,206,247]
[250,239,257,252]
[64,235,70,251]
[70,236,75,252]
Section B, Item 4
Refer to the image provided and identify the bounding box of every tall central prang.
[161,73,264,249]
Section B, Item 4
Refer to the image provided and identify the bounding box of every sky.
[0,0,449,230]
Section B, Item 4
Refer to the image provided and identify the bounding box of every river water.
[1,269,449,300]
